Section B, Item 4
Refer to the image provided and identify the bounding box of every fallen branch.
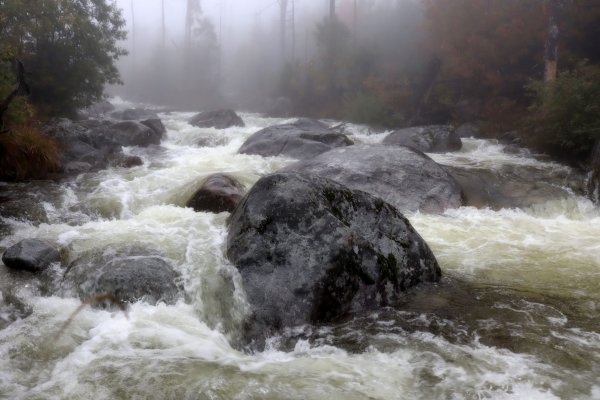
[54,293,129,339]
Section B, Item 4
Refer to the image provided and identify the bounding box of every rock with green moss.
[226,172,441,347]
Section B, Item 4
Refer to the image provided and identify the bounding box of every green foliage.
[0,0,127,117]
[0,46,32,127]
[524,63,600,160]
[342,91,400,128]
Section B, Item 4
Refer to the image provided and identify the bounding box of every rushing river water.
[0,102,599,400]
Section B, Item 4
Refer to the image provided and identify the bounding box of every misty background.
[110,0,425,113]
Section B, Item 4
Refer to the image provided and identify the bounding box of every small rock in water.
[186,174,246,213]
[238,118,353,160]
[110,108,159,121]
[62,245,181,305]
[110,153,144,168]
[382,125,462,153]
[189,109,245,129]
[141,118,166,138]
[2,239,61,272]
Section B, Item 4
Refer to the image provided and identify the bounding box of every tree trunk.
[291,0,295,60]
[545,0,563,82]
[161,0,166,49]
[0,60,29,133]
[185,0,202,50]
[279,0,288,63]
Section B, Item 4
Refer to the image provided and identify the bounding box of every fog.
[110,0,426,112]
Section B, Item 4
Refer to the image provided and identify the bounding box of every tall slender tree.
[278,0,289,63]
[161,0,166,49]
[544,0,565,82]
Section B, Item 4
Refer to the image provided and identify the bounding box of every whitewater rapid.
[0,104,598,399]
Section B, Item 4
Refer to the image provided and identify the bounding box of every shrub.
[0,124,60,181]
[524,63,600,162]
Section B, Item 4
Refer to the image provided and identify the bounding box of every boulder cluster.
[5,109,588,348]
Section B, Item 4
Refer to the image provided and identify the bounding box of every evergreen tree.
[0,0,127,117]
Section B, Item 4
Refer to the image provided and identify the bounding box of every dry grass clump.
[0,123,61,180]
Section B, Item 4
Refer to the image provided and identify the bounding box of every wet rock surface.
[2,239,61,272]
[238,118,353,160]
[62,245,181,305]
[382,125,462,153]
[445,164,583,210]
[110,108,159,121]
[227,172,441,346]
[141,118,166,138]
[282,145,462,214]
[44,118,161,175]
[186,174,246,213]
[189,110,245,129]
[88,121,161,149]
[588,141,600,204]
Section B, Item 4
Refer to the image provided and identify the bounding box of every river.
[0,102,598,399]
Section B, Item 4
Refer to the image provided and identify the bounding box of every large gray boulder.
[186,174,246,213]
[43,119,159,174]
[189,110,245,129]
[239,118,353,160]
[62,245,181,305]
[2,239,61,272]
[382,125,462,153]
[282,145,462,214]
[88,121,161,150]
[227,173,441,346]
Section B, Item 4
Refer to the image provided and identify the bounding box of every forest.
[1,0,599,179]
[1,1,600,399]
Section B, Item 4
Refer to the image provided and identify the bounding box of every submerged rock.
[445,164,581,210]
[382,125,462,153]
[110,108,159,121]
[186,174,246,213]
[189,109,245,129]
[109,153,144,168]
[2,239,61,272]
[238,118,353,160]
[141,118,166,138]
[282,145,462,214]
[62,245,181,305]
[227,172,441,346]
